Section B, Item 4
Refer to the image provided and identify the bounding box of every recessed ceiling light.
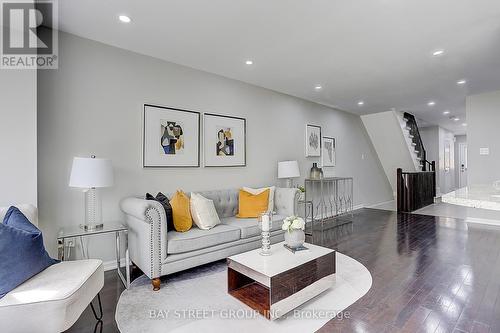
[245,60,253,65]
[314,85,322,90]
[427,101,436,106]
[453,117,460,121]
[443,110,450,115]
[118,15,131,23]
[462,123,467,126]
[357,101,364,106]
[432,49,445,57]
[457,79,467,85]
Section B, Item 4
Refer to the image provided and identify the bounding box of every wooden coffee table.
[227,242,336,320]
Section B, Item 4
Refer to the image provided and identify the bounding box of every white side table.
[57,222,130,288]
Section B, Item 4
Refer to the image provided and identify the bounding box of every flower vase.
[285,229,305,248]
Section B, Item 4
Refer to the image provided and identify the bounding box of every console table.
[304,177,354,226]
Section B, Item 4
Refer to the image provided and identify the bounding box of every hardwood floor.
[66,209,500,332]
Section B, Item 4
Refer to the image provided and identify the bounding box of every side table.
[298,199,315,237]
[57,222,130,289]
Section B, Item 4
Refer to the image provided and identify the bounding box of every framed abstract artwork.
[143,104,200,167]
[322,136,336,167]
[203,113,246,167]
[305,124,321,157]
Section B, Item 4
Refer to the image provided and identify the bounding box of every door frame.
[458,142,467,188]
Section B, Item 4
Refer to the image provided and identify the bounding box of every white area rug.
[115,252,372,333]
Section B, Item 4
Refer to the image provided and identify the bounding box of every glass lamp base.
[84,188,103,230]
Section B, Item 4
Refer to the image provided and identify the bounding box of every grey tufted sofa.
[120,187,299,290]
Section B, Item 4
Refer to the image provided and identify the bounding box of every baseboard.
[103,258,128,271]
[365,200,395,209]
[353,204,365,211]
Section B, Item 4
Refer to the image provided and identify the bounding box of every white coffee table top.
[228,241,334,277]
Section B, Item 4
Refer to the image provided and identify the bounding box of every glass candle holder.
[258,211,273,256]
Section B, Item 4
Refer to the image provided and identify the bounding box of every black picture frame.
[143,104,201,168]
[305,124,322,157]
[203,113,247,167]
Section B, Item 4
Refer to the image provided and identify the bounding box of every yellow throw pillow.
[169,190,192,232]
[237,189,270,218]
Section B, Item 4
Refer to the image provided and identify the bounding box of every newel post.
[397,168,403,212]
[431,161,436,198]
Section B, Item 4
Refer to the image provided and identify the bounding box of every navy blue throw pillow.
[0,207,59,298]
[146,192,174,231]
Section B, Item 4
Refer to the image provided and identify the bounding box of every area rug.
[115,252,372,333]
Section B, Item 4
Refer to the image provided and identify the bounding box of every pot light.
[245,60,253,65]
[314,85,322,90]
[462,123,467,126]
[118,15,131,23]
[427,101,436,106]
[457,79,467,85]
[432,49,445,57]
[453,117,460,121]
[443,110,450,115]
[357,101,364,106]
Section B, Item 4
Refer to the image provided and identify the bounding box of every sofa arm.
[274,187,300,216]
[120,197,167,279]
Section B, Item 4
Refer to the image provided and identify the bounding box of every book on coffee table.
[283,244,309,253]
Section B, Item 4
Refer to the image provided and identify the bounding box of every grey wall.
[0,69,37,207]
[38,32,393,263]
[467,90,500,185]
[420,126,456,195]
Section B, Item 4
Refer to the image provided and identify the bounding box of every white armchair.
[0,204,104,333]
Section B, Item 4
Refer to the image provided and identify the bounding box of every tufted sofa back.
[166,189,240,218]
[196,189,239,218]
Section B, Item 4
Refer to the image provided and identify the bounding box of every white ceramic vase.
[285,229,305,248]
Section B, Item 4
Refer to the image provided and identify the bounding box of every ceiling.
[58,0,500,135]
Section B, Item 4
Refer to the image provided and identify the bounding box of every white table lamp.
[278,160,301,187]
[69,156,114,230]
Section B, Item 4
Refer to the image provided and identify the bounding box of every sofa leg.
[152,278,161,291]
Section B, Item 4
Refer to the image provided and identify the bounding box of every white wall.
[38,32,393,261]
[0,70,37,207]
[361,111,417,196]
[466,90,500,185]
[420,126,455,195]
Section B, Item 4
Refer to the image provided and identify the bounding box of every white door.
[458,143,468,188]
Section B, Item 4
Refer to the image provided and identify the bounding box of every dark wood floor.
[66,209,500,333]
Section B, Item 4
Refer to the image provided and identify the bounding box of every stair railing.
[403,112,431,171]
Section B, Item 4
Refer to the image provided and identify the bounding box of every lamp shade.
[69,157,114,188]
[278,160,300,179]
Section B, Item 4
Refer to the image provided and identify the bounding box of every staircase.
[400,112,434,172]
[361,110,432,197]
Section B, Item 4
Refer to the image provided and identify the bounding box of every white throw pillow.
[190,193,221,230]
[242,186,276,212]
